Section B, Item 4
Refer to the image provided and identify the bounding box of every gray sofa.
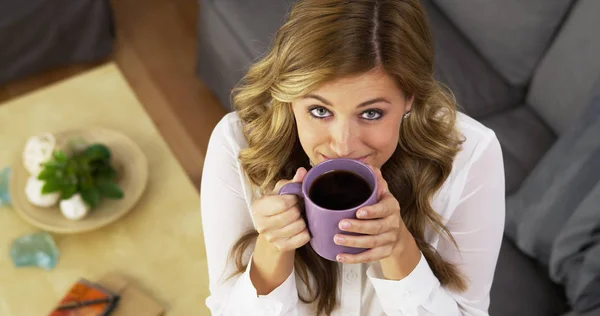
[196,0,600,315]
[0,0,114,86]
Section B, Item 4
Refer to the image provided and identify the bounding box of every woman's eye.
[361,109,383,120]
[309,107,332,118]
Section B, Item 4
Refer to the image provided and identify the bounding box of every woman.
[200,0,505,315]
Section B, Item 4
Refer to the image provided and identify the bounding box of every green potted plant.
[24,135,124,220]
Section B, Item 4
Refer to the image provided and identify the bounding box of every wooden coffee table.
[0,63,210,315]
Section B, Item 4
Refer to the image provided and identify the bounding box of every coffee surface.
[308,170,372,210]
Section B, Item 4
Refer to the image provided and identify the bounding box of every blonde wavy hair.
[229,0,466,314]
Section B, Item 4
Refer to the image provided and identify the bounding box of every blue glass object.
[0,167,10,206]
[10,232,60,270]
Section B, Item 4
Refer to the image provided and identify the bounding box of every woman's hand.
[251,167,311,253]
[333,166,407,264]
[250,168,311,294]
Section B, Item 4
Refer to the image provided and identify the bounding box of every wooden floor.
[0,0,226,188]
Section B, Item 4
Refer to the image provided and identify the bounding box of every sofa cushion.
[527,0,600,134]
[548,89,600,312]
[551,180,600,313]
[505,82,600,312]
[57,0,114,61]
[197,0,254,109]
[490,238,569,316]
[432,0,574,86]
[0,0,113,85]
[499,151,529,196]
[562,305,600,316]
[422,0,524,118]
[507,80,600,260]
[480,106,556,193]
[213,0,295,57]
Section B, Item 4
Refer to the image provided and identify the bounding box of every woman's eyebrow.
[303,94,391,108]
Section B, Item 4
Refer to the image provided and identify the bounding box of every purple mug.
[278,158,378,261]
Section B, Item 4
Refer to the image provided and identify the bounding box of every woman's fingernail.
[358,210,367,218]
[335,235,345,244]
[337,255,345,262]
[340,221,351,229]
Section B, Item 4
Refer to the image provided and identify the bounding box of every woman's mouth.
[321,154,369,162]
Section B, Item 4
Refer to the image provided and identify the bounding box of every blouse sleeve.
[201,115,301,316]
[367,135,506,315]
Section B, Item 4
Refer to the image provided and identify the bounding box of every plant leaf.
[53,150,68,163]
[79,178,94,191]
[97,180,124,199]
[37,166,58,181]
[41,180,61,194]
[42,160,60,169]
[80,188,100,208]
[96,165,117,180]
[61,185,78,200]
[83,144,111,162]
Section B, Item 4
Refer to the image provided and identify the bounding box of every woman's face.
[291,68,413,168]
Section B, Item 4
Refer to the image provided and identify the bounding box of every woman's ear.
[405,94,415,112]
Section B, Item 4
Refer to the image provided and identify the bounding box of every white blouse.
[200,111,505,316]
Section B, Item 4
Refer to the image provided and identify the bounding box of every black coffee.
[308,170,372,210]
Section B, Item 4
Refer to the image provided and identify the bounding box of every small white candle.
[25,176,60,207]
[60,194,90,221]
[22,133,56,176]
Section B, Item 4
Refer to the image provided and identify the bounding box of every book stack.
[50,279,119,316]
[49,273,165,316]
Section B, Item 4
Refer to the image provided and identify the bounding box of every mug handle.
[278,182,311,238]
[278,182,304,197]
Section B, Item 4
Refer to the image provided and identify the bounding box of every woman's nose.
[330,120,357,157]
